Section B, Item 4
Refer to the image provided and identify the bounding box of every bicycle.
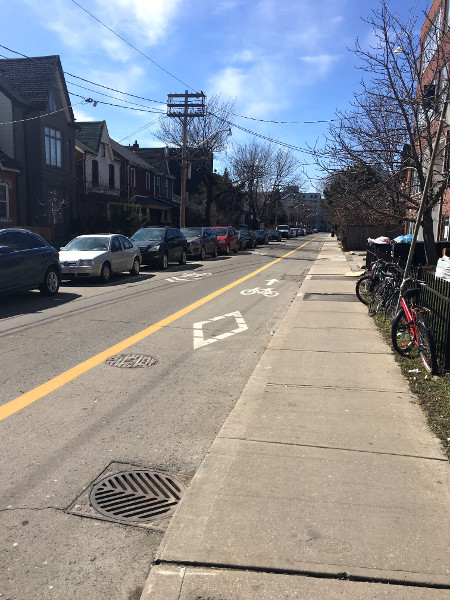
[367,263,402,319]
[391,278,437,374]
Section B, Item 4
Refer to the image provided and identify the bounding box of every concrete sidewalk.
[141,238,450,599]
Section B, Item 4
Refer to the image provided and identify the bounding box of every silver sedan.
[59,234,141,283]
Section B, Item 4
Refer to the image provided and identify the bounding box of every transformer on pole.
[167,91,205,228]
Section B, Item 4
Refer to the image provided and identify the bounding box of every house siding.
[0,92,14,157]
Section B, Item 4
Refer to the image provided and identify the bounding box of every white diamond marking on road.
[193,311,248,349]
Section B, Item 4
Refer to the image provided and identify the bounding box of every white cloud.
[300,54,340,76]
[23,0,181,60]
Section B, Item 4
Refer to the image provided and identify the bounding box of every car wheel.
[179,249,187,265]
[160,252,169,270]
[100,262,112,283]
[253,240,257,248]
[39,266,60,296]
[200,246,206,260]
[211,246,218,258]
[129,258,140,276]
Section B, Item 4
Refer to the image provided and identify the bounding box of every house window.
[101,143,106,158]
[155,176,161,197]
[92,160,99,187]
[109,164,115,189]
[44,127,62,167]
[0,184,9,220]
[146,172,151,190]
[443,215,450,240]
[49,92,57,112]
[444,131,450,172]
[130,167,136,188]
[422,6,442,72]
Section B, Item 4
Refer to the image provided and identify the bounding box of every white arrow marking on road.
[193,311,248,349]
[266,279,279,286]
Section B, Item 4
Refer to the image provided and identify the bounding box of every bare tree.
[314,0,450,264]
[228,139,301,227]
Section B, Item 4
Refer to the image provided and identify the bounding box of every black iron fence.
[365,245,450,373]
[417,267,450,372]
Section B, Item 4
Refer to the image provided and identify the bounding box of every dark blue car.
[0,228,61,296]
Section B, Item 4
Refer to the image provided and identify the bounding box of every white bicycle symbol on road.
[240,287,279,297]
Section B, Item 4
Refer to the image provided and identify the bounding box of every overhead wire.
[69,0,197,93]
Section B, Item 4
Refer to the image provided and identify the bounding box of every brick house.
[0,55,77,238]
[75,124,177,235]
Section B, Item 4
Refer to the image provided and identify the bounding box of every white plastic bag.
[435,255,450,281]
[368,236,390,244]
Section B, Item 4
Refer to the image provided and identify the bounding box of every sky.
[0,0,430,191]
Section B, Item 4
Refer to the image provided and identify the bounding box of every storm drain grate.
[281,273,306,282]
[303,293,359,302]
[105,354,157,368]
[89,470,186,525]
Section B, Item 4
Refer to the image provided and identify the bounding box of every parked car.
[0,228,61,296]
[181,227,218,259]
[130,226,187,269]
[253,229,269,245]
[267,229,281,242]
[237,230,256,250]
[211,226,239,254]
[59,234,141,282]
[276,224,290,239]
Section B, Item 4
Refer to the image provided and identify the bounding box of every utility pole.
[167,91,205,228]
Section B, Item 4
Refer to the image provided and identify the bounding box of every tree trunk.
[422,209,438,266]
[204,175,215,226]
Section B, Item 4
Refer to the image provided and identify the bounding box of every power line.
[0,100,87,125]
[67,89,166,114]
[69,0,197,93]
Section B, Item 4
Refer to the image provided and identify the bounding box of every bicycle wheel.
[415,314,437,374]
[368,282,385,316]
[391,308,414,355]
[356,275,378,305]
[384,287,400,322]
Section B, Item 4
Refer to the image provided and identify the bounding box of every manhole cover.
[105,354,157,368]
[89,470,186,525]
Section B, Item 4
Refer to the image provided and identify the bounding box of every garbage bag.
[392,234,413,244]
[435,255,450,281]
[368,236,390,244]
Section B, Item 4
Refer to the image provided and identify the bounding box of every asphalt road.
[0,235,323,600]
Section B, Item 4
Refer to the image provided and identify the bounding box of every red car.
[211,226,239,254]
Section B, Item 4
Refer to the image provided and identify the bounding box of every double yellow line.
[0,241,314,422]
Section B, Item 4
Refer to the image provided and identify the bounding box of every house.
[415,1,450,242]
[0,55,76,238]
[75,121,122,232]
[0,148,21,227]
[75,126,177,235]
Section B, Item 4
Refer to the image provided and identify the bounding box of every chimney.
[132,140,139,151]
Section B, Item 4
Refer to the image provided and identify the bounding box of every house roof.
[0,55,65,108]
[134,147,172,177]
[0,147,21,172]
[75,121,106,155]
[110,139,154,169]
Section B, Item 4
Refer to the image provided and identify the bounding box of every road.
[0,235,323,600]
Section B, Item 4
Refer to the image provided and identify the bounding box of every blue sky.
[1,0,429,191]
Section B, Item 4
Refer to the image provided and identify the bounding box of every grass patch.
[374,312,450,460]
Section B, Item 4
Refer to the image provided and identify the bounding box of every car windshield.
[64,236,110,251]
[213,228,228,236]
[131,228,165,242]
[181,228,201,238]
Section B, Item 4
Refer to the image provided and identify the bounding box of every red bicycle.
[391,278,437,374]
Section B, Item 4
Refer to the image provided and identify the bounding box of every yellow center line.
[0,240,316,422]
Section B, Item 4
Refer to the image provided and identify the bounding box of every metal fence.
[417,267,450,373]
[365,246,450,373]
